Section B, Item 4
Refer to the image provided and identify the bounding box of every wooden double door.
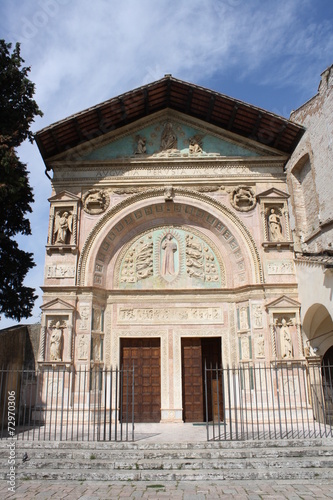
[121,338,161,423]
[181,337,222,422]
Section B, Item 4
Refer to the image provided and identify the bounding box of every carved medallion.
[82,189,110,215]
[230,186,256,212]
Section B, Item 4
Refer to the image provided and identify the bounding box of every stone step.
[3,466,332,482]
[2,446,333,460]
[1,437,331,450]
[2,456,332,471]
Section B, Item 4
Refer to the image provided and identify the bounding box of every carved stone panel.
[116,227,225,289]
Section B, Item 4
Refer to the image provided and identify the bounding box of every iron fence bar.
[82,366,87,441]
[296,363,305,438]
[210,364,215,441]
[108,367,113,441]
[17,366,25,440]
[215,362,221,440]
[226,367,231,440]
[65,368,70,441]
[32,368,40,441]
[115,367,118,441]
[204,360,209,440]
[303,363,312,437]
[87,367,91,442]
[325,362,333,435]
[103,368,107,441]
[314,364,324,438]
[76,366,81,441]
[27,369,34,440]
[249,365,254,439]
[120,367,124,441]
[233,366,239,440]
[131,365,135,441]
[285,363,293,437]
[221,367,226,440]
[59,369,65,441]
[252,365,260,440]
[263,364,271,439]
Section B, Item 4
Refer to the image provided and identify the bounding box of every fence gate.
[205,362,333,441]
[0,366,135,441]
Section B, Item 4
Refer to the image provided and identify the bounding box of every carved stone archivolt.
[82,189,110,215]
[77,187,263,287]
[229,186,256,212]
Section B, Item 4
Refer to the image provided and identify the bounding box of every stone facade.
[35,77,329,423]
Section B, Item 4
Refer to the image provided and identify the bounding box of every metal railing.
[205,361,333,441]
[0,366,135,441]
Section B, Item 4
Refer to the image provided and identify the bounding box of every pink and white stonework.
[35,74,333,422]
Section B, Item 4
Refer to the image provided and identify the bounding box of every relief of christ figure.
[161,233,178,276]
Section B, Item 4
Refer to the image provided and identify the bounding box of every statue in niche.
[160,122,177,151]
[189,136,203,154]
[54,210,72,244]
[135,136,146,154]
[161,233,178,276]
[268,208,283,242]
[231,186,256,212]
[50,321,64,361]
[280,318,293,359]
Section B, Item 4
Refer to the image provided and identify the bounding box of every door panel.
[181,338,203,422]
[121,338,161,423]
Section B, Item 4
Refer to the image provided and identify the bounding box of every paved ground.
[1,479,333,499]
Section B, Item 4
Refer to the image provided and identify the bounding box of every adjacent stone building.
[34,75,331,423]
[286,65,333,366]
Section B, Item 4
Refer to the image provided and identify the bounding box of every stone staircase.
[1,438,333,481]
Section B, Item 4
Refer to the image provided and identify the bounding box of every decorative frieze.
[117,306,224,324]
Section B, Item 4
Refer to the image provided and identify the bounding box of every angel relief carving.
[54,210,73,244]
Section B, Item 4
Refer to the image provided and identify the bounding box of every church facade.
[35,76,324,423]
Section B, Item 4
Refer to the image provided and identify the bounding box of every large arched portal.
[77,190,263,422]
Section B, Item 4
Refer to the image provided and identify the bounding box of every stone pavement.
[1,479,333,499]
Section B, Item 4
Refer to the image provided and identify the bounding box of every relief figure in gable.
[160,122,178,151]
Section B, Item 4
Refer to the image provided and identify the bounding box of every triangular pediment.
[73,112,281,162]
[48,190,80,203]
[257,187,289,200]
[266,295,301,310]
[41,298,75,312]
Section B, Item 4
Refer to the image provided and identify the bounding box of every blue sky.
[1,0,333,327]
